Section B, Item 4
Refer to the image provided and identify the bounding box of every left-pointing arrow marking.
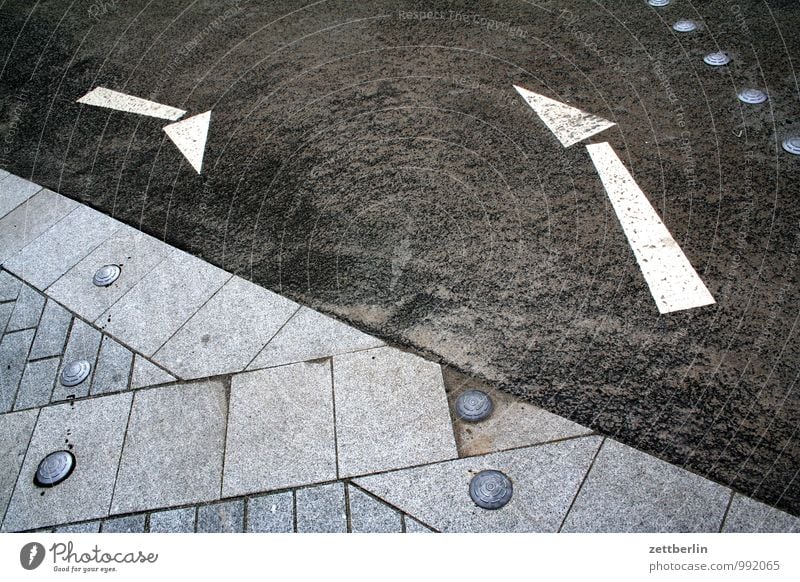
[513,85,615,148]
[77,87,186,121]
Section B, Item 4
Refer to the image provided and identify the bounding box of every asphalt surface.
[1,0,799,515]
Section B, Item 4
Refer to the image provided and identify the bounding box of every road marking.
[77,87,186,121]
[163,111,212,174]
[513,85,615,148]
[586,142,715,314]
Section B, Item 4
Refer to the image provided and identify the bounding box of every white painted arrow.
[163,111,212,174]
[513,85,615,148]
[586,142,715,314]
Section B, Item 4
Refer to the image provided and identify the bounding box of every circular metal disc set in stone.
[737,88,768,105]
[455,390,494,422]
[60,360,91,387]
[704,52,731,66]
[469,470,513,509]
[93,264,121,287]
[672,20,698,33]
[34,450,76,487]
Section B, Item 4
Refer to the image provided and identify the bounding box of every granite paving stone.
[110,380,227,514]
[722,494,800,533]
[0,169,8,181]
[1,392,133,532]
[52,318,102,401]
[90,336,133,395]
[46,226,171,322]
[0,190,78,264]
[197,500,245,533]
[0,174,42,218]
[102,514,146,533]
[246,492,294,533]
[295,483,347,533]
[130,355,176,389]
[223,362,337,497]
[4,205,121,290]
[0,302,12,334]
[154,276,298,379]
[248,307,383,370]
[14,357,60,410]
[98,248,230,357]
[0,270,22,302]
[560,439,731,533]
[355,436,603,533]
[29,299,72,360]
[54,521,101,533]
[0,329,35,412]
[348,485,402,533]
[333,347,458,477]
[6,284,45,331]
[404,517,434,533]
[0,409,38,525]
[148,507,196,533]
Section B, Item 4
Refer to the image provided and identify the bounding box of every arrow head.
[163,111,212,174]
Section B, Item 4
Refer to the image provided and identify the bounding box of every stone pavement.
[0,170,797,533]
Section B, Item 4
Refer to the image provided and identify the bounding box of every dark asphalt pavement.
[1,0,799,515]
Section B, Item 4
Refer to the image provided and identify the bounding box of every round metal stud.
[648,0,670,6]
[672,19,698,33]
[704,52,731,66]
[93,264,121,287]
[469,470,513,510]
[737,88,768,104]
[34,451,76,487]
[455,390,494,422]
[783,137,800,156]
[60,360,91,387]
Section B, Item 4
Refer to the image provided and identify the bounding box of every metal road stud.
[672,20,698,33]
[704,52,731,66]
[648,0,670,6]
[60,360,91,387]
[783,137,800,156]
[469,470,513,510]
[93,264,121,287]
[737,89,768,104]
[34,451,76,487]
[455,390,494,422]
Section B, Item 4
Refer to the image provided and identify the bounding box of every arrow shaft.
[77,87,186,121]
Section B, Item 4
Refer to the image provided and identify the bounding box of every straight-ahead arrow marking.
[514,85,615,148]
[163,111,212,174]
[77,87,186,121]
[586,142,715,314]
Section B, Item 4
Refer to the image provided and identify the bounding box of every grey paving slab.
[248,307,383,370]
[722,494,800,533]
[561,439,730,533]
[0,169,8,181]
[130,355,176,389]
[54,521,101,533]
[0,409,38,525]
[98,248,230,358]
[52,318,102,401]
[451,387,592,457]
[4,205,121,290]
[14,357,59,410]
[102,514,146,533]
[197,500,245,533]
[154,276,298,379]
[404,516,434,533]
[46,226,171,323]
[148,507,196,533]
[110,380,227,514]
[0,329,35,412]
[333,347,458,477]
[29,299,72,360]
[0,302,12,334]
[246,492,294,533]
[223,362,337,497]
[0,270,21,301]
[90,336,133,396]
[0,174,42,218]
[0,190,78,265]
[355,436,603,533]
[348,485,402,533]
[1,392,133,532]
[295,483,347,533]
[6,284,45,331]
